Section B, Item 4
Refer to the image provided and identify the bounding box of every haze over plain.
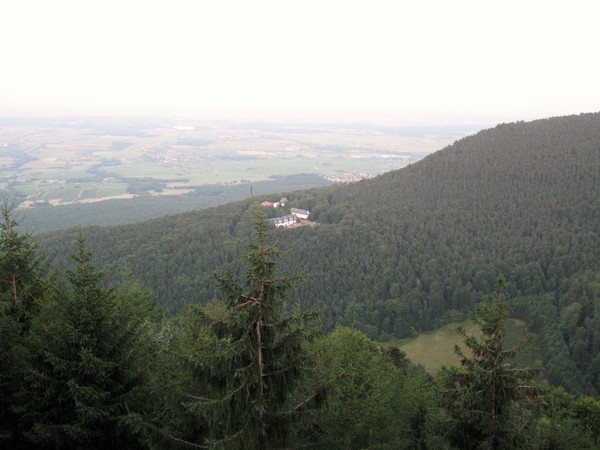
[1,0,598,123]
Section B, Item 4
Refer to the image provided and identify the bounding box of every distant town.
[324,172,375,183]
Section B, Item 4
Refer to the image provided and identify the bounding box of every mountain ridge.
[38,112,600,394]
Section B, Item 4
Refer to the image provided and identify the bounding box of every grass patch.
[394,319,540,373]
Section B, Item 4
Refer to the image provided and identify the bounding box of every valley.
[1,116,476,210]
[35,112,600,397]
[3,112,599,449]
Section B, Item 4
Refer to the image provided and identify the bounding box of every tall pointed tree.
[173,204,321,449]
[20,231,151,449]
[0,202,46,447]
[0,201,46,325]
[441,276,538,449]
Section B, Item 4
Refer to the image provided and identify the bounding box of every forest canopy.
[2,203,599,449]
[35,112,600,397]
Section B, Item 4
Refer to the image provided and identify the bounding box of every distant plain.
[0,116,480,209]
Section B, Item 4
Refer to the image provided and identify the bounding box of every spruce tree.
[0,202,45,324]
[173,205,321,449]
[20,232,150,449]
[0,203,46,448]
[441,277,538,449]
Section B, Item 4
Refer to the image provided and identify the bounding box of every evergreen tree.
[441,277,538,449]
[0,202,45,324]
[0,203,46,448]
[171,205,321,449]
[20,232,151,449]
[534,387,600,449]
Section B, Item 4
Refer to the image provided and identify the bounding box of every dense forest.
[36,112,600,398]
[1,203,598,449]
[16,174,332,233]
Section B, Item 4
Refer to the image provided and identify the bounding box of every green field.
[2,117,477,208]
[395,319,541,373]
[106,155,411,184]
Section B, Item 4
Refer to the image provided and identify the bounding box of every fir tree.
[442,277,538,449]
[20,232,150,449]
[0,201,46,330]
[0,203,46,448]
[172,205,321,450]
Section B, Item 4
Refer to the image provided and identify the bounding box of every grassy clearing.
[393,319,540,373]
[394,320,479,372]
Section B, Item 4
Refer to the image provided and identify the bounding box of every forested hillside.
[6,205,598,449]
[38,112,600,395]
[17,174,332,233]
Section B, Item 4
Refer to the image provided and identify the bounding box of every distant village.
[324,172,375,183]
[262,198,312,228]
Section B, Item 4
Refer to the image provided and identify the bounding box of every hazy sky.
[2,0,598,122]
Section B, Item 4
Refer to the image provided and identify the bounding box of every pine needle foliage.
[0,203,47,447]
[442,276,538,449]
[0,201,46,328]
[179,205,321,450]
[20,231,149,449]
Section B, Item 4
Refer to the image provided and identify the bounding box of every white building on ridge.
[290,208,309,220]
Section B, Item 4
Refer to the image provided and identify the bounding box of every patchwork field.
[1,116,480,209]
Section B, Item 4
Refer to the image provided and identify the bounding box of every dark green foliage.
[143,311,213,449]
[19,232,154,449]
[19,174,332,233]
[441,278,538,449]
[0,202,45,327]
[37,113,600,394]
[314,327,434,449]
[531,387,600,449]
[514,271,600,395]
[0,203,47,447]
[1,199,598,448]
[158,206,322,449]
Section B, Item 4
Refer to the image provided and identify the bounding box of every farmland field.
[1,115,481,210]
[4,115,548,372]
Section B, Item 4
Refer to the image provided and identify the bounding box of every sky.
[1,0,599,123]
